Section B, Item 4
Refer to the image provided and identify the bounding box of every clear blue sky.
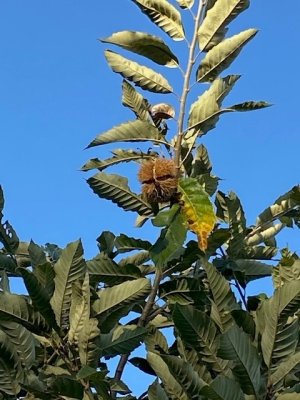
[1,0,300,395]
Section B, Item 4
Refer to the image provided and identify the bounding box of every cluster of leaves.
[1,0,300,399]
[1,184,300,399]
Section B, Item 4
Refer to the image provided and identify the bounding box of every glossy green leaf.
[198,0,250,51]
[203,260,239,332]
[206,376,244,400]
[102,31,178,67]
[87,172,154,216]
[272,259,300,289]
[50,240,86,328]
[178,178,216,251]
[82,149,157,172]
[87,120,166,148]
[191,144,212,176]
[93,278,151,316]
[218,325,263,396]
[173,304,229,374]
[150,205,187,270]
[99,325,147,357]
[159,277,205,306]
[105,50,173,93]
[132,0,185,41]
[197,29,258,82]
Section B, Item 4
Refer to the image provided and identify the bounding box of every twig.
[112,271,163,397]
[233,274,247,309]
[174,0,207,175]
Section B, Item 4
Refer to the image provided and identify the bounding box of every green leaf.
[68,272,90,343]
[173,304,229,374]
[97,230,116,256]
[50,376,84,399]
[87,253,142,285]
[129,357,156,376]
[159,277,205,306]
[87,172,154,216]
[218,325,263,396]
[115,234,152,253]
[78,318,101,367]
[0,321,35,368]
[0,219,19,254]
[99,325,147,357]
[28,240,47,268]
[132,0,185,41]
[18,267,59,332]
[207,375,244,400]
[273,260,300,289]
[148,379,168,400]
[186,75,240,137]
[198,0,250,51]
[93,278,151,316]
[0,186,4,214]
[197,29,258,82]
[0,291,50,334]
[82,149,158,172]
[105,50,173,93]
[258,280,300,369]
[162,355,215,397]
[86,120,166,148]
[147,352,188,400]
[203,260,239,332]
[270,351,300,387]
[50,240,86,329]
[35,262,55,298]
[122,80,151,120]
[102,31,178,67]
[230,101,272,111]
[150,205,187,270]
[231,310,255,338]
[215,191,247,256]
[176,0,194,9]
[0,330,22,395]
[178,178,216,251]
[191,144,212,176]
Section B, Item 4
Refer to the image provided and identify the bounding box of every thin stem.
[112,271,163,397]
[174,0,207,175]
[233,275,247,309]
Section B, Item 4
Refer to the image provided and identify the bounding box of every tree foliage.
[1,0,300,399]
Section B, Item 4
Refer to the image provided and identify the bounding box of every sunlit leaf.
[270,351,300,387]
[105,50,173,93]
[86,120,166,148]
[148,379,168,400]
[93,278,151,316]
[87,172,154,216]
[102,31,178,67]
[50,240,86,329]
[78,318,101,367]
[122,80,151,120]
[178,178,216,251]
[82,149,158,172]
[198,0,250,51]
[197,29,258,82]
[99,325,147,357]
[176,0,194,9]
[132,0,185,41]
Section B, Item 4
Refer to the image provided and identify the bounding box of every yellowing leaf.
[178,178,216,251]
